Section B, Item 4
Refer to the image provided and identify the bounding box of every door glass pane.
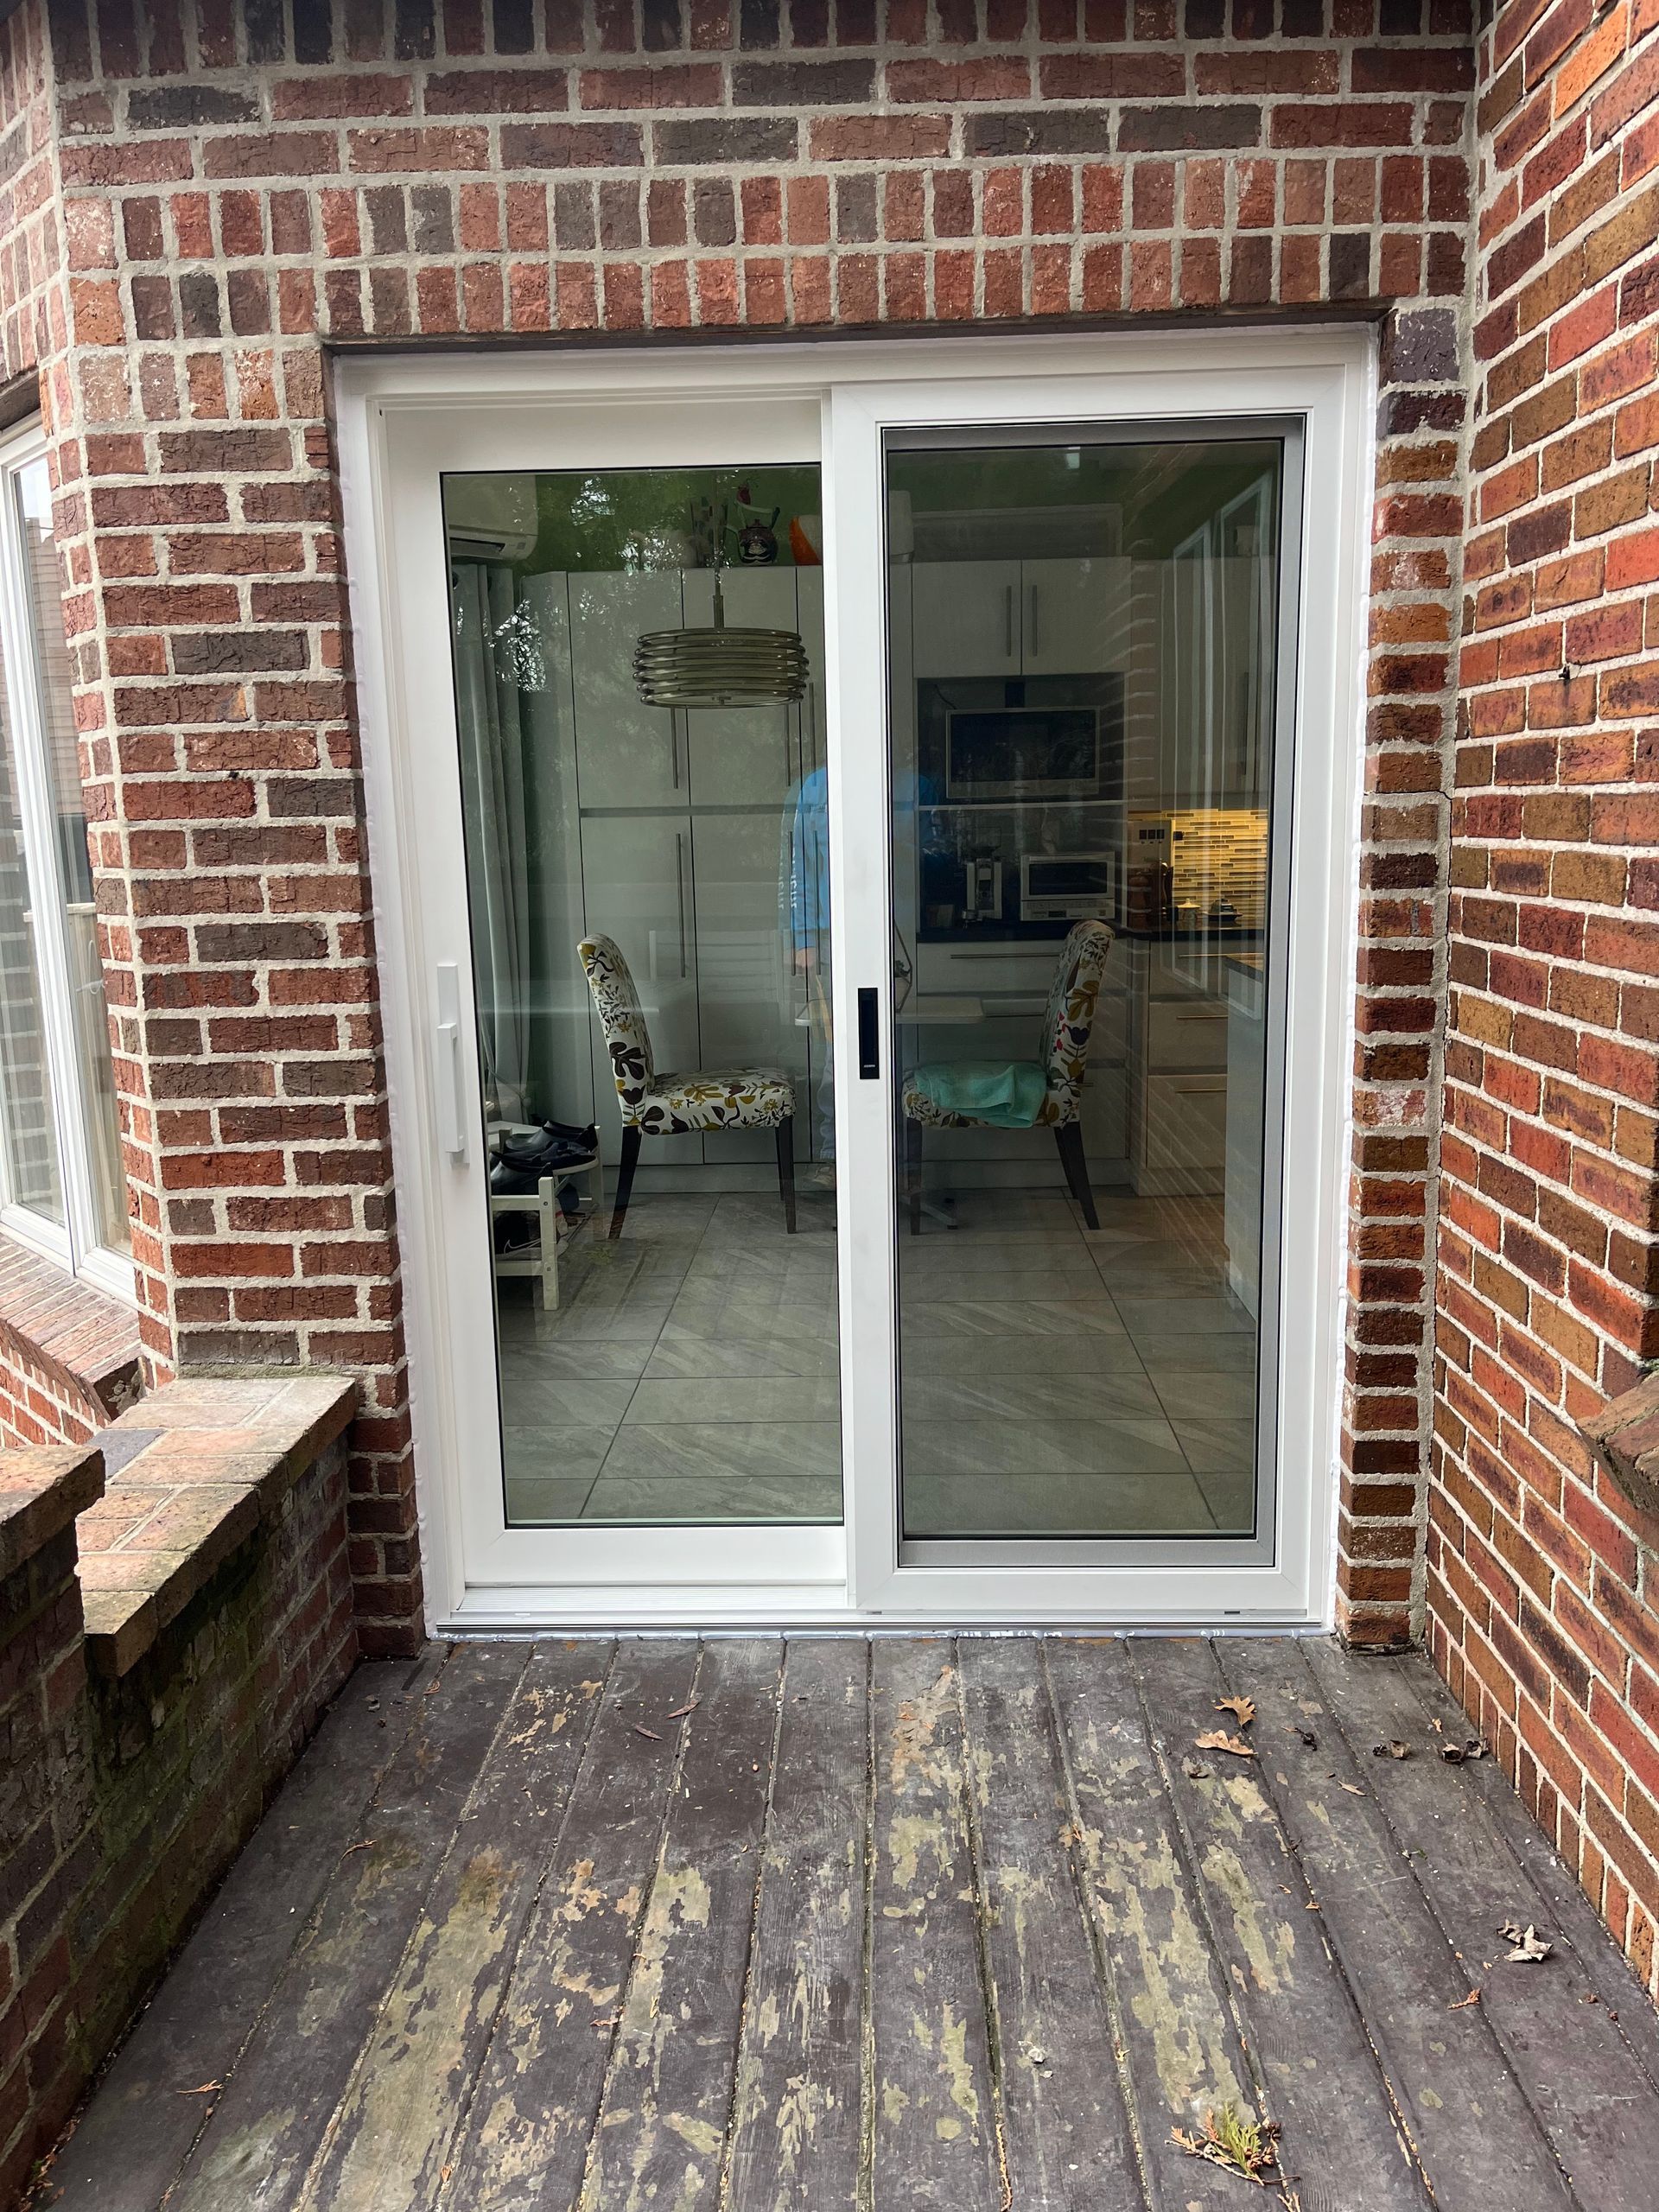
[0,641,63,1224]
[442,466,839,1528]
[887,433,1283,1542]
[15,459,128,1254]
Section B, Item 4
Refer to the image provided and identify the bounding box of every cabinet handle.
[1030,582,1039,659]
[1175,1008,1228,1021]
[671,709,680,790]
[1004,583,1014,661]
[675,831,688,978]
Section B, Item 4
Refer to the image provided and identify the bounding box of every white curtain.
[451,561,532,1121]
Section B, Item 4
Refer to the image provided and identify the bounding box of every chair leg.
[775,1116,797,1235]
[905,1115,923,1236]
[1054,1120,1099,1230]
[609,1124,641,1239]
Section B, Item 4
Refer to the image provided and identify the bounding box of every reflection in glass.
[888,436,1283,1542]
[15,460,128,1254]
[0,637,63,1225]
[442,467,839,1529]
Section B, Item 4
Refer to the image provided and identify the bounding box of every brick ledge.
[74,1376,357,1675]
[1581,1373,1659,1526]
[0,1232,143,1422]
[0,1443,105,1583]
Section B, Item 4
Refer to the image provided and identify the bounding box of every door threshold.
[435,1592,1328,1637]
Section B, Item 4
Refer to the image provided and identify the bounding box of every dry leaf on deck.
[1498,1919,1552,1963]
[632,1725,662,1740]
[1449,1988,1481,2011]
[1196,1729,1255,1758]
[1339,1783,1367,1796]
[1214,1694,1256,1726]
[1371,1740,1412,1760]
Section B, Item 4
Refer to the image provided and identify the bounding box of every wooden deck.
[44,1637,1659,2212]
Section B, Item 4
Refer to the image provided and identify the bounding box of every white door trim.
[336,326,1375,1635]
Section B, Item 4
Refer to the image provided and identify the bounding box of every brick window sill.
[0,1230,143,1421]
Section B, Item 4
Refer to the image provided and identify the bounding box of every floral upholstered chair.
[900,918,1116,1233]
[578,932,798,1236]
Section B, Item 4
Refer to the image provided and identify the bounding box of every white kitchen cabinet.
[1020,556,1132,676]
[690,809,805,1162]
[568,570,683,808]
[911,560,1021,677]
[680,568,801,805]
[577,810,702,1166]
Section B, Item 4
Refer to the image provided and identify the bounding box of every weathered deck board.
[578,1639,781,2212]
[868,1639,1005,2209]
[725,1639,868,2211]
[1401,1656,1659,2090]
[437,1640,701,2212]
[1304,1638,1659,2211]
[1046,1637,1255,2209]
[1218,1639,1577,2212]
[48,1656,438,2212]
[1128,1637,1430,2212]
[169,1639,533,2212]
[54,1637,1659,2212]
[298,1640,613,2212]
[957,1637,1146,2209]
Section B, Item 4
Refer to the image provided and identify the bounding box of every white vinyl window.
[0,420,132,1300]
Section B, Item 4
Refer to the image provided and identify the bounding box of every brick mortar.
[0,0,1478,1655]
[1436,0,1659,2005]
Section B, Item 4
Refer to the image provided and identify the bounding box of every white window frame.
[0,417,135,1306]
[338,327,1374,1636]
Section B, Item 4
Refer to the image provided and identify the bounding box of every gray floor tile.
[900,1332,1149,1377]
[1154,1369,1256,1421]
[1173,1416,1256,1476]
[1135,1332,1258,1375]
[497,1339,656,1383]
[643,1332,841,1380]
[582,1472,842,1522]
[502,1427,615,1485]
[599,1421,842,1484]
[661,1299,838,1346]
[901,1414,1187,1478]
[898,1297,1129,1339]
[499,1377,638,1428]
[899,1370,1163,1423]
[505,1475,597,1523]
[1116,1295,1254,1338]
[902,1465,1216,1536]
[902,1264,1119,1305]
[623,1377,840,1424]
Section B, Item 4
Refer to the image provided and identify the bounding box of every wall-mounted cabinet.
[911,556,1132,679]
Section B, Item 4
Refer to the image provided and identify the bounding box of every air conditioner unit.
[444,474,538,563]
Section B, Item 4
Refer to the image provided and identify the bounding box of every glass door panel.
[887,431,1286,1548]
[441,462,839,1531]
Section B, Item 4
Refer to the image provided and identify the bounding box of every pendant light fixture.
[632,503,809,709]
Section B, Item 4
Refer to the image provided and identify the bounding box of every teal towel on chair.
[909,1060,1047,1128]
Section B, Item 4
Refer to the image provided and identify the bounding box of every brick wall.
[5,0,1476,1652]
[1433,0,1659,2002]
[0,1432,355,2204]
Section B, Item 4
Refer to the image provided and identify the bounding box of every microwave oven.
[944,706,1101,801]
[1020,851,1118,924]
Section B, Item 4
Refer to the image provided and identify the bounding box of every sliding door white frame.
[338,327,1374,1633]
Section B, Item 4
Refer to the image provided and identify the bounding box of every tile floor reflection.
[495,1185,1257,1532]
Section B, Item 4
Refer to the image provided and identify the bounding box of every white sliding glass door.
[341,331,1370,1630]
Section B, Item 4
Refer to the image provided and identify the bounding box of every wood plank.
[1128,1638,1430,2212]
[295,1640,613,2212]
[168,1639,534,2212]
[1045,1637,1258,2211]
[1304,1638,1659,2210]
[48,1656,440,2212]
[578,1640,781,2211]
[725,1639,869,2212]
[436,1639,701,2212]
[1217,1640,1575,2212]
[1400,1655,1659,2089]
[957,1637,1146,2209]
[868,1637,1004,2209]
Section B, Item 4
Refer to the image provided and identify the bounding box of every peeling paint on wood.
[62,1637,1659,2212]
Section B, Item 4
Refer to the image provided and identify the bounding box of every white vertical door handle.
[435,961,467,1161]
